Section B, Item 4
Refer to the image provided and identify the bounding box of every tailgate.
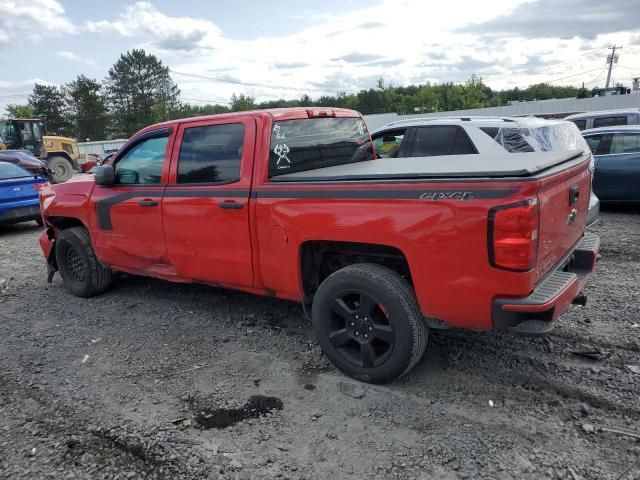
[536,155,591,279]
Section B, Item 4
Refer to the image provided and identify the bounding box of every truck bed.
[273,149,585,181]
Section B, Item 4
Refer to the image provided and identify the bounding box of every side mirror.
[94,165,115,186]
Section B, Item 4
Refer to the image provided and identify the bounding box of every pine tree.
[104,49,180,137]
[66,75,109,141]
[29,84,71,136]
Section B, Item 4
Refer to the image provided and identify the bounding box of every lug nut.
[350,322,355,326]
[364,317,368,321]
[355,314,359,319]
[364,334,368,339]
[355,331,359,336]
[368,326,373,331]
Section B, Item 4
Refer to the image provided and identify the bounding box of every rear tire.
[55,227,112,297]
[311,263,428,384]
[48,156,74,183]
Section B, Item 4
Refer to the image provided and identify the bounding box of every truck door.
[90,128,171,272]
[594,132,640,202]
[162,117,255,288]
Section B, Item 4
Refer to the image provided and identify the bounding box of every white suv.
[370,116,600,225]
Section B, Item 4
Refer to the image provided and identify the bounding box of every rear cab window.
[269,117,374,177]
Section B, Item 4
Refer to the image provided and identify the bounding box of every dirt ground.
[1,208,639,480]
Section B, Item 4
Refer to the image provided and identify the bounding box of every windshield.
[269,117,374,177]
[0,162,31,179]
[481,122,589,153]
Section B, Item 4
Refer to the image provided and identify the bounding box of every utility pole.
[605,45,621,89]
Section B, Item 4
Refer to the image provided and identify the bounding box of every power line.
[583,68,607,87]
[546,67,604,84]
[181,96,232,105]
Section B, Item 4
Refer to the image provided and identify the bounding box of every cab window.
[572,119,586,130]
[408,126,477,157]
[115,135,168,185]
[177,123,244,184]
[593,116,627,128]
[610,133,640,155]
[373,129,406,158]
[584,135,603,154]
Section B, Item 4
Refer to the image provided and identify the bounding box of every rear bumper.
[0,205,41,225]
[493,233,600,336]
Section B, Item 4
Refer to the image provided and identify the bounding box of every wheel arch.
[299,240,413,307]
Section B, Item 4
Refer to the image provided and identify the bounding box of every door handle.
[138,199,159,207]
[218,201,244,210]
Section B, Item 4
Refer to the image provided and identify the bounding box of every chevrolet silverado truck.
[38,108,599,383]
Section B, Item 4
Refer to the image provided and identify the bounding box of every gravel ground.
[0,208,639,480]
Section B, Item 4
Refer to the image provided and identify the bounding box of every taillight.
[488,199,539,271]
[32,182,50,191]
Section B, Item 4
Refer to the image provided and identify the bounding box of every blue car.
[0,162,48,226]
[582,126,640,204]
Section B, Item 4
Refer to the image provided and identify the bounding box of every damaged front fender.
[39,228,58,282]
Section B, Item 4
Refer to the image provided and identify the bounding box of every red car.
[0,149,50,178]
[38,108,599,383]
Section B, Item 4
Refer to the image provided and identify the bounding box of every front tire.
[55,227,112,297]
[311,263,428,384]
[48,156,74,183]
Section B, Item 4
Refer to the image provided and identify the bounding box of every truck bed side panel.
[254,181,541,329]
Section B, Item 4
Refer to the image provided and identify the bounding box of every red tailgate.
[535,156,592,280]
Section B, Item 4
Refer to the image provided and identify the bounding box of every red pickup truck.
[39,108,599,383]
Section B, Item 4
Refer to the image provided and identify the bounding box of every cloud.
[460,0,640,39]
[84,1,221,51]
[272,61,311,70]
[333,52,386,64]
[357,21,385,30]
[364,58,406,67]
[57,51,96,65]
[0,78,50,114]
[0,0,75,45]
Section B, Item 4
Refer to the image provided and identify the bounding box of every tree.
[5,104,35,118]
[66,75,109,141]
[462,75,488,109]
[230,93,256,111]
[104,49,180,137]
[29,84,71,136]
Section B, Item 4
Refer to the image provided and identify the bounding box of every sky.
[1,0,640,114]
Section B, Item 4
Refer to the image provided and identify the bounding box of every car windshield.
[269,117,374,176]
[0,162,31,179]
[481,122,588,153]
